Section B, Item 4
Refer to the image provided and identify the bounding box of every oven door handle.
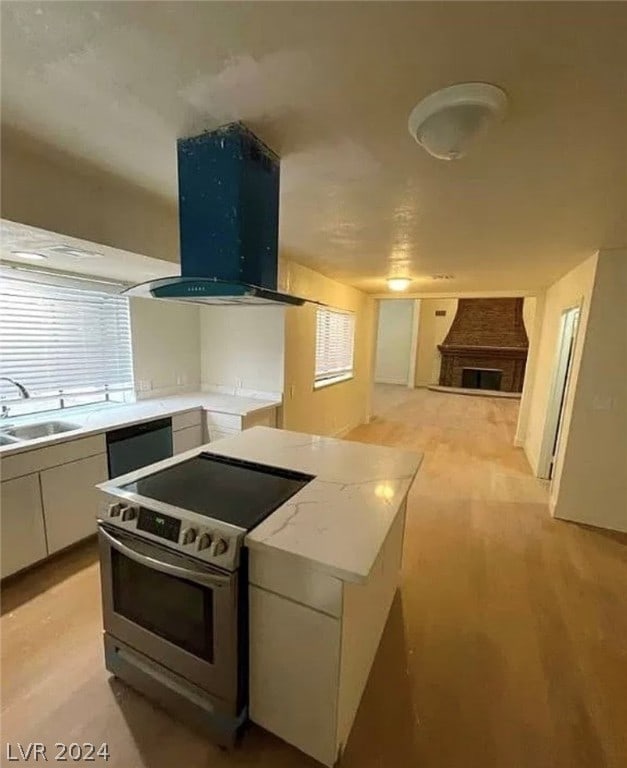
[98,525,231,588]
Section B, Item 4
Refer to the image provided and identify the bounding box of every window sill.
[313,373,354,390]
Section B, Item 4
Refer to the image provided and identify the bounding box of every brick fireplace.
[438,298,529,393]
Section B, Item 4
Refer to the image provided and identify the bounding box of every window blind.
[315,308,355,383]
[0,271,134,405]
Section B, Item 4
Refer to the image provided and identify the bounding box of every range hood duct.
[124,123,305,306]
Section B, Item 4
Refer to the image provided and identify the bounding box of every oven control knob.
[108,503,122,517]
[181,527,197,545]
[197,533,213,551]
[121,505,137,522]
[211,537,229,557]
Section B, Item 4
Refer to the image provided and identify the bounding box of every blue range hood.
[124,123,305,306]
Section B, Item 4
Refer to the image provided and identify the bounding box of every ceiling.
[0,219,176,285]
[1,1,626,294]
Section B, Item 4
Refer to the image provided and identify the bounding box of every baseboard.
[374,378,408,385]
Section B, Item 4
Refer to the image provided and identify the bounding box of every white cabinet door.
[0,474,48,578]
[208,426,239,442]
[40,453,108,553]
[173,425,203,454]
[249,585,341,767]
[205,412,243,431]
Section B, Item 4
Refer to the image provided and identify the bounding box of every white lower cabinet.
[40,453,108,554]
[173,424,203,454]
[206,406,278,442]
[248,503,407,766]
[249,586,341,767]
[0,474,48,579]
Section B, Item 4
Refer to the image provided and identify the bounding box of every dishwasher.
[106,417,173,479]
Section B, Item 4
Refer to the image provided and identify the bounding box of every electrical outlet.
[137,380,152,392]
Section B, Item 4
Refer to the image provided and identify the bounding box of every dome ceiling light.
[408,82,508,160]
[387,277,412,292]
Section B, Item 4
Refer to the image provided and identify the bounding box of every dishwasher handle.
[106,417,172,445]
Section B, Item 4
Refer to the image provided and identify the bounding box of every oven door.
[98,523,239,709]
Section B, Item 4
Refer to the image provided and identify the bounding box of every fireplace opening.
[462,368,503,391]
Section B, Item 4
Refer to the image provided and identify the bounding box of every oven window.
[111,550,214,662]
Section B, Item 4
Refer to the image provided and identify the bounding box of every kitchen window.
[314,307,355,389]
[0,269,134,418]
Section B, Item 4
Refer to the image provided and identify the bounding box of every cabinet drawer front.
[41,453,108,553]
[1,434,106,481]
[243,408,277,430]
[208,426,239,443]
[171,409,201,432]
[205,412,242,431]
[173,424,203,454]
[1,474,48,578]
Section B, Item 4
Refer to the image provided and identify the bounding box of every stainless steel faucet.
[1,378,31,418]
[0,377,31,400]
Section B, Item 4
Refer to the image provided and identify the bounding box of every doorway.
[538,305,581,480]
[374,299,420,387]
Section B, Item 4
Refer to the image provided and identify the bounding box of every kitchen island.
[96,426,422,767]
[206,427,422,766]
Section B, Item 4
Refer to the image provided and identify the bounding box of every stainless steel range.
[96,451,313,745]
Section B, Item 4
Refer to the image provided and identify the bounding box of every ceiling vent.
[408,83,507,160]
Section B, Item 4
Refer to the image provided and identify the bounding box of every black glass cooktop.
[121,453,314,530]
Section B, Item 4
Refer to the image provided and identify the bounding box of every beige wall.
[199,306,285,397]
[520,254,598,476]
[279,260,375,437]
[522,297,536,343]
[414,299,458,386]
[551,250,627,531]
[129,297,200,398]
[1,128,179,263]
[515,295,544,445]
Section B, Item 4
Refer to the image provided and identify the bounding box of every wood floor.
[2,386,626,768]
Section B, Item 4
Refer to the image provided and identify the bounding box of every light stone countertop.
[206,426,423,583]
[0,392,281,458]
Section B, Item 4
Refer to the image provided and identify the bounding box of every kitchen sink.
[0,433,21,446]
[3,420,81,440]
